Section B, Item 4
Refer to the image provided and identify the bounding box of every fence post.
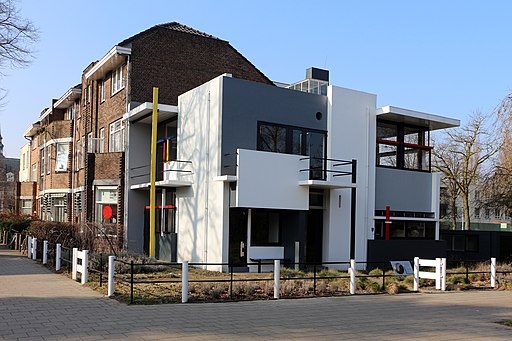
[441,258,446,291]
[182,261,189,303]
[435,258,441,290]
[99,253,103,287]
[491,257,496,288]
[274,259,280,299]
[43,240,48,265]
[27,236,32,258]
[72,248,78,280]
[108,256,115,297]
[81,250,89,284]
[349,259,356,295]
[32,238,37,260]
[413,257,419,291]
[55,244,61,271]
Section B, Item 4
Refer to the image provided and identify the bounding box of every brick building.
[19,22,271,247]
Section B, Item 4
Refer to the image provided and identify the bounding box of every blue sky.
[1,0,511,157]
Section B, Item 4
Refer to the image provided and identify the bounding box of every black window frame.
[376,119,432,172]
[257,121,328,180]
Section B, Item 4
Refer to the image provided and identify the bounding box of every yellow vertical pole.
[149,87,159,257]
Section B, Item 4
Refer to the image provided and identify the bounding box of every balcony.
[129,160,193,190]
[224,149,355,210]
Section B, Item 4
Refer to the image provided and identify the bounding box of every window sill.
[111,86,125,97]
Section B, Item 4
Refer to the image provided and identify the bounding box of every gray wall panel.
[221,77,328,174]
[375,167,432,212]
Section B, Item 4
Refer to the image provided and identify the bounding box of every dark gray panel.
[221,77,328,175]
[375,167,432,212]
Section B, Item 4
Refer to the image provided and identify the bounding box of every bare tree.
[433,113,499,230]
[0,0,38,100]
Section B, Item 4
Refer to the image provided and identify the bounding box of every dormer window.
[376,119,431,171]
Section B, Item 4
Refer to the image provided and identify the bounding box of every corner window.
[257,121,326,180]
[111,65,125,95]
[109,119,125,152]
[376,120,431,171]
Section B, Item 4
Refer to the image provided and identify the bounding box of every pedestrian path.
[1,245,512,340]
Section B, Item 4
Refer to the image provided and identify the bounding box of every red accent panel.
[144,205,176,209]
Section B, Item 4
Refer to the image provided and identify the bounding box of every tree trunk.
[462,191,471,230]
[450,197,457,230]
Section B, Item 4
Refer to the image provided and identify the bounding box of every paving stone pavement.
[1,245,512,340]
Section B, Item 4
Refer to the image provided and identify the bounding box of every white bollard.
[43,240,48,265]
[274,259,280,299]
[32,238,37,260]
[108,256,115,297]
[55,244,61,271]
[441,258,446,291]
[413,257,419,291]
[182,261,188,303]
[72,248,78,280]
[27,236,32,258]
[349,259,356,295]
[81,250,89,284]
[491,257,496,288]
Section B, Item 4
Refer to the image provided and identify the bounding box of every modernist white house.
[124,68,459,271]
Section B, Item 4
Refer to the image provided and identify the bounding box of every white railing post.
[491,257,496,288]
[108,256,115,297]
[81,250,89,284]
[413,257,419,291]
[349,259,356,295]
[43,240,48,265]
[182,261,189,303]
[27,236,32,258]
[72,247,78,280]
[435,258,441,290]
[55,244,61,271]
[441,258,446,291]
[274,259,280,299]
[32,238,37,260]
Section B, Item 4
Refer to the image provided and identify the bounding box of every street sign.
[390,260,413,276]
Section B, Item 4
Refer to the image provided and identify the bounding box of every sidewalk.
[1,245,512,340]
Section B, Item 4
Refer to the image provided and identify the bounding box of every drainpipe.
[71,102,76,223]
[204,91,211,266]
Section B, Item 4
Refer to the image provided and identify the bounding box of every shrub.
[280,267,306,278]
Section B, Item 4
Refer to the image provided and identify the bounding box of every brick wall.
[130,26,273,106]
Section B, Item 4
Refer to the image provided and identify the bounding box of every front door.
[229,208,248,266]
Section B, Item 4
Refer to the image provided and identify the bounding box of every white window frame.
[21,199,32,215]
[100,79,106,102]
[87,132,93,153]
[47,145,51,174]
[32,164,36,181]
[55,143,69,172]
[109,119,125,152]
[111,65,125,95]
[40,148,45,176]
[81,136,85,168]
[95,186,118,224]
[99,128,105,153]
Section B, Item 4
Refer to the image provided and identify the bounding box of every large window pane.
[307,131,325,180]
[259,124,286,153]
[95,187,118,224]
